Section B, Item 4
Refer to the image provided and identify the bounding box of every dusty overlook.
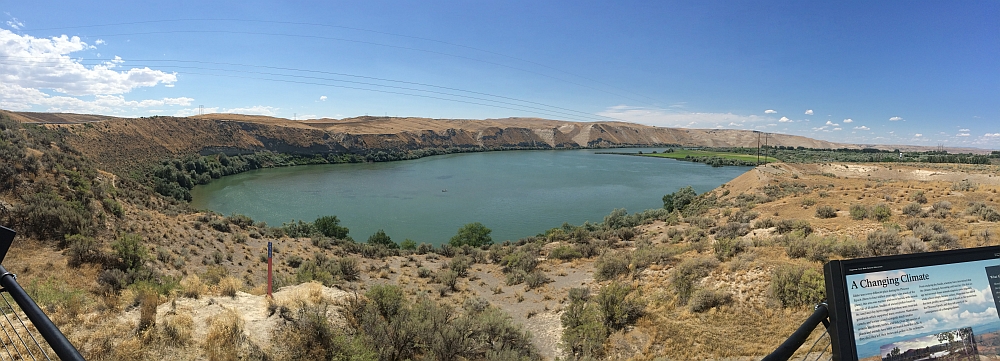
[2,110,1000,360]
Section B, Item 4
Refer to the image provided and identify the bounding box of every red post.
[267,241,273,298]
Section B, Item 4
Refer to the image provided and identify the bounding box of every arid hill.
[0,110,892,172]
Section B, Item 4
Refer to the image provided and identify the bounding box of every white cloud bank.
[0,29,186,114]
[597,105,772,128]
[173,105,279,117]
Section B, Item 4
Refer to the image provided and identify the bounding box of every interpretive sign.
[825,246,1000,361]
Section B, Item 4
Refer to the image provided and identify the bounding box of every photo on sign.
[878,327,978,361]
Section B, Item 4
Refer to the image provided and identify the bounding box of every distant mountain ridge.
[1,110,988,172]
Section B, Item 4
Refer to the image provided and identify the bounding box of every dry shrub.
[203,309,267,361]
[160,312,194,346]
[770,264,825,308]
[689,287,733,313]
[179,274,207,299]
[217,276,243,298]
[815,205,837,219]
[270,281,330,316]
[866,229,902,256]
[270,303,352,361]
[899,236,928,254]
[138,289,159,332]
[671,257,719,305]
[595,251,631,281]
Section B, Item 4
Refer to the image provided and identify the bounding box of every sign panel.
[826,246,1000,361]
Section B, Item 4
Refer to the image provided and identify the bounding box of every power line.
[0,56,626,122]
[29,18,665,107]
[84,29,661,107]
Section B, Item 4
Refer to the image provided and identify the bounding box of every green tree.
[112,233,148,271]
[314,215,350,239]
[663,186,697,212]
[449,222,493,247]
[400,239,417,250]
[367,229,397,249]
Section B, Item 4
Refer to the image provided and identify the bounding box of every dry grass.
[179,274,208,299]
[216,276,243,298]
[203,309,266,361]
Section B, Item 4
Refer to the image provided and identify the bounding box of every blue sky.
[1,1,997,148]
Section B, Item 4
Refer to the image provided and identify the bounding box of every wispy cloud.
[804,109,813,115]
[959,128,970,132]
[854,126,870,131]
[597,105,771,128]
[225,105,279,116]
[4,13,24,30]
[915,134,922,137]
[957,133,970,137]
[173,105,279,117]
[985,133,1000,138]
[764,109,777,114]
[889,116,903,121]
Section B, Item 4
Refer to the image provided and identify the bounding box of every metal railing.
[762,303,831,361]
[0,226,84,361]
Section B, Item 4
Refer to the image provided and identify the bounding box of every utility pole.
[198,105,204,116]
[763,132,769,164]
[756,131,762,165]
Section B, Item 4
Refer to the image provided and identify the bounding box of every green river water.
[190,148,751,245]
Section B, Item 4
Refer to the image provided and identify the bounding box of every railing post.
[267,241,273,298]
[761,303,829,361]
[0,265,85,361]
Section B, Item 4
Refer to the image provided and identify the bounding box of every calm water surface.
[190,149,751,245]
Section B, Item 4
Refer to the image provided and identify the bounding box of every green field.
[639,149,779,163]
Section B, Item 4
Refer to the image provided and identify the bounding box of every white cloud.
[224,105,279,116]
[854,126,870,131]
[0,82,193,113]
[778,116,791,122]
[957,133,970,137]
[825,120,840,126]
[960,128,970,132]
[597,105,773,128]
[804,109,813,115]
[843,118,853,123]
[5,14,24,30]
[0,29,189,114]
[889,116,903,121]
[985,133,1000,138]
[95,39,106,45]
[915,134,922,137]
[833,128,842,131]
[0,30,177,96]
[319,95,327,101]
[764,109,777,114]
